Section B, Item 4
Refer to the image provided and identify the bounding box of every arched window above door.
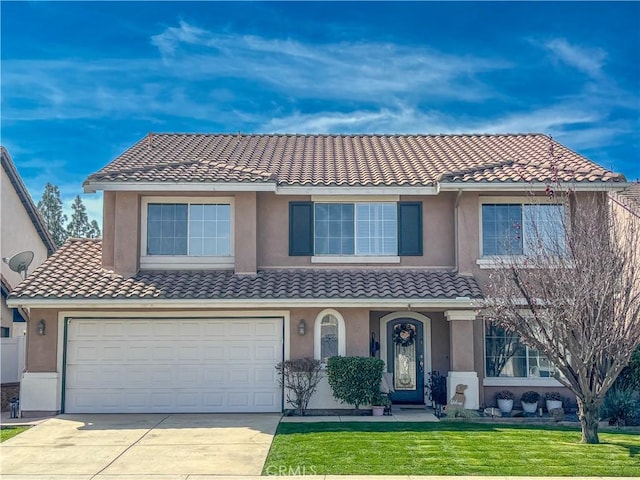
[314,309,346,364]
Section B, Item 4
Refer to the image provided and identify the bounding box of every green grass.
[263,422,640,476]
[0,426,29,442]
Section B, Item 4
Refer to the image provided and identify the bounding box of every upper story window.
[314,309,346,365]
[481,201,566,257]
[147,203,231,256]
[315,203,397,256]
[141,197,233,269]
[289,200,422,260]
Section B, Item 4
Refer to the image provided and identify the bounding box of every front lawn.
[1,426,29,442]
[263,422,640,476]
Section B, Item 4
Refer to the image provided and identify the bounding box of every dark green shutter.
[398,202,423,256]
[289,202,314,256]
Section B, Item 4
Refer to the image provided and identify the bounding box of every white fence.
[1,336,25,384]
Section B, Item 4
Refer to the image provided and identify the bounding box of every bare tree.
[484,185,640,443]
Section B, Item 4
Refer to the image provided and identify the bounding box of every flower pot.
[372,406,385,416]
[522,401,538,414]
[546,399,562,412]
[497,398,513,414]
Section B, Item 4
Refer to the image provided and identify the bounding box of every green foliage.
[371,392,391,407]
[67,195,100,238]
[37,182,68,247]
[427,370,447,405]
[326,356,384,409]
[265,422,640,476]
[521,390,540,403]
[496,390,514,400]
[276,357,323,416]
[544,391,563,401]
[0,426,29,443]
[616,344,640,391]
[601,387,640,426]
[445,406,480,418]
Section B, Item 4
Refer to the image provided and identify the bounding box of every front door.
[386,319,424,404]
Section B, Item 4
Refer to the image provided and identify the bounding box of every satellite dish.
[3,251,34,280]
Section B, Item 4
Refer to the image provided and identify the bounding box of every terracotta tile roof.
[611,182,640,216]
[9,239,482,301]
[84,133,624,188]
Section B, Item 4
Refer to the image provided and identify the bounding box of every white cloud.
[544,38,607,79]
[149,21,510,103]
[261,105,455,134]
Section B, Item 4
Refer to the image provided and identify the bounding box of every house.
[6,133,627,417]
[1,147,56,402]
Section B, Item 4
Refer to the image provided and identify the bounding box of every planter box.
[546,399,562,412]
[372,406,385,416]
[522,401,538,414]
[497,398,514,414]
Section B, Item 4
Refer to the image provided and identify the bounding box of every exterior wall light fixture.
[298,319,306,335]
[38,319,46,336]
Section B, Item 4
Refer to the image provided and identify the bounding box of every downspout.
[454,189,463,273]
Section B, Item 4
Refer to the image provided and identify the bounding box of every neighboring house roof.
[84,133,624,190]
[1,147,56,255]
[611,182,640,216]
[8,239,483,303]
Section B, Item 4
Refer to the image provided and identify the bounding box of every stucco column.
[102,191,116,269]
[113,192,140,278]
[234,192,257,274]
[445,310,479,409]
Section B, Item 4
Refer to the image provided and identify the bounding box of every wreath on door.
[392,323,416,347]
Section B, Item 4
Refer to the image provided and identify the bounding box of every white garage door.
[65,317,283,413]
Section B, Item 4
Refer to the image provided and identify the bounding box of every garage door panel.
[65,317,283,413]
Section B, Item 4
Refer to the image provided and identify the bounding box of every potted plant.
[544,391,563,412]
[520,390,540,414]
[496,390,514,414]
[371,393,390,417]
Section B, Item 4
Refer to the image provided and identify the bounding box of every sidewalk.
[0,410,55,427]
[282,408,439,423]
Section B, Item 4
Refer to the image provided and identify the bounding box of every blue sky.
[2,1,639,222]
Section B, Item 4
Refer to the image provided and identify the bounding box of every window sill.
[477,256,532,269]
[140,255,234,270]
[483,377,563,387]
[311,256,401,264]
[477,256,569,269]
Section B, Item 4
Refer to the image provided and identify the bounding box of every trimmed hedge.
[326,356,385,409]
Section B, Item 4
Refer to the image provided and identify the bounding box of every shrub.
[521,391,540,403]
[496,390,514,400]
[326,356,384,409]
[544,391,563,401]
[443,406,480,419]
[601,387,640,426]
[427,371,447,418]
[371,392,391,407]
[615,344,640,391]
[276,357,323,416]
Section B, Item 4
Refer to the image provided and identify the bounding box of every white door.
[65,317,283,413]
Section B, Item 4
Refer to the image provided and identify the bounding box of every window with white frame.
[481,202,566,256]
[147,202,231,256]
[314,309,346,364]
[141,198,233,268]
[315,203,397,256]
[485,321,556,378]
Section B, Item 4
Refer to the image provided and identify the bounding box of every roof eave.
[7,296,481,310]
[438,181,629,192]
[83,180,278,194]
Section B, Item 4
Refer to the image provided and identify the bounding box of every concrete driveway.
[0,413,281,479]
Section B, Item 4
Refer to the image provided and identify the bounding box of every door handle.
[419,354,424,372]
